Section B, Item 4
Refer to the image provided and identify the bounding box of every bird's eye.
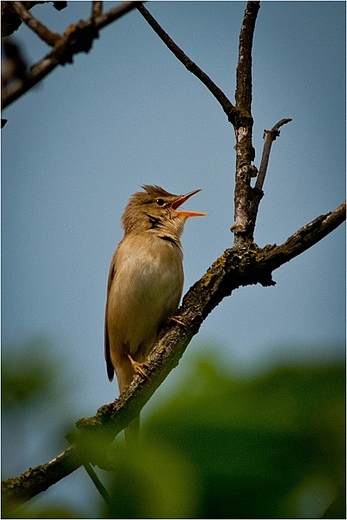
[156,198,165,207]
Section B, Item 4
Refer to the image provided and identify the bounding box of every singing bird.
[104,185,206,438]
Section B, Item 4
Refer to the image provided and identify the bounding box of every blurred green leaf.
[2,338,63,409]
[3,500,86,519]
[2,342,345,519]
[140,353,345,519]
[106,438,200,518]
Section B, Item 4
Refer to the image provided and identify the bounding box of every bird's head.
[121,185,207,238]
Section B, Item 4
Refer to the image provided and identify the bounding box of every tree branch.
[91,2,103,21]
[2,446,81,507]
[255,118,292,192]
[136,3,238,125]
[260,200,346,270]
[83,462,111,507]
[1,2,67,38]
[3,200,345,507]
[232,1,260,246]
[136,1,261,245]
[247,117,292,236]
[1,1,142,109]
[235,1,259,115]
[11,1,60,46]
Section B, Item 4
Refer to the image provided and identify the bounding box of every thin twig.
[2,1,141,109]
[91,1,103,20]
[255,118,292,192]
[136,3,237,125]
[1,1,63,38]
[247,117,292,238]
[94,0,141,30]
[12,2,60,46]
[83,463,111,507]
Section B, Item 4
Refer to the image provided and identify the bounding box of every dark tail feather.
[124,414,140,443]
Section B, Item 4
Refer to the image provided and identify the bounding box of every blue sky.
[2,1,345,514]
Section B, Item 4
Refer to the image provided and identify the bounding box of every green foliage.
[2,341,345,518]
[106,440,200,518]
[1,338,62,410]
[105,354,345,519]
[3,503,84,519]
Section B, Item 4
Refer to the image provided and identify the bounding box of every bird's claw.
[127,354,148,378]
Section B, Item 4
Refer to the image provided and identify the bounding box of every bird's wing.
[104,249,118,381]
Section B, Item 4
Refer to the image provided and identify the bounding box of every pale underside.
[105,231,183,393]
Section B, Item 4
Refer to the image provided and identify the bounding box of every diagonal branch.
[1,2,67,38]
[3,200,345,507]
[11,2,60,46]
[261,200,346,270]
[2,446,81,507]
[136,3,237,125]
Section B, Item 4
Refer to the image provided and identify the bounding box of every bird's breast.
[106,233,184,358]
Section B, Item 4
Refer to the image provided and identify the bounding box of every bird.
[104,185,206,439]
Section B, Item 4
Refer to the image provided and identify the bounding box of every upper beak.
[171,189,207,218]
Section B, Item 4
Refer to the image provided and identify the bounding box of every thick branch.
[235,1,260,116]
[232,1,260,246]
[1,1,141,109]
[2,446,81,507]
[3,200,345,506]
[136,3,237,125]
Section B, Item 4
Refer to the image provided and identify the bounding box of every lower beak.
[171,189,207,218]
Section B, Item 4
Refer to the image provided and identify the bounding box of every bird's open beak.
[171,189,207,218]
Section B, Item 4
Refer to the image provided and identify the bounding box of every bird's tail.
[115,357,141,443]
[124,414,140,443]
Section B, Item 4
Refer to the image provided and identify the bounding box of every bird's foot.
[127,354,148,378]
